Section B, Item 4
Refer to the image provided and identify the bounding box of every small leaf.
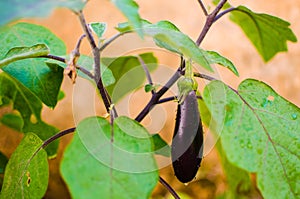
[103,53,158,102]
[111,0,143,37]
[0,22,65,108]
[143,21,213,71]
[230,6,297,61]
[0,0,87,25]
[204,51,239,76]
[61,116,158,199]
[144,84,154,93]
[0,73,59,156]
[0,133,48,199]
[151,134,170,157]
[0,113,24,132]
[0,44,49,67]
[89,22,107,39]
[203,79,300,199]
[0,152,8,174]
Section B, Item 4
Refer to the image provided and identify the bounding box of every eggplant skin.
[171,90,204,183]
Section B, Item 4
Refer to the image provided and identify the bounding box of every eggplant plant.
[0,0,299,199]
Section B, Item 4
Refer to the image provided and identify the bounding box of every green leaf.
[111,0,143,37]
[0,153,8,174]
[0,113,24,132]
[60,116,158,199]
[0,0,86,25]
[204,51,239,76]
[143,21,213,71]
[203,79,300,199]
[0,133,48,199]
[103,53,158,102]
[216,141,252,198]
[115,20,151,33]
[0,73,59,156]
[90,22,107,39]
[151,134,170,157]
[0,44,49,67]
[230,6,297,61]
[0,22,65,108]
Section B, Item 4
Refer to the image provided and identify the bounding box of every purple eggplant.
[171,90,204,183]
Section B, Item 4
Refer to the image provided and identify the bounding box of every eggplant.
[171,90,204,183]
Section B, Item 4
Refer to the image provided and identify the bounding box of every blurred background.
[0,0,299,198]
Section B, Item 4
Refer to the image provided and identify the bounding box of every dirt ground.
[0,0,299,198]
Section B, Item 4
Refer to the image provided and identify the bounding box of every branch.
[197,0,208,16]
[77,11,113,113]
[193,72,217,81]
[42,127,76,149]
[196,0,228,46]
[99,32,128,51]
[137,55,155,95]
[159,177,181,199]
[135,68,182,122]
[214,7,236,22]
[40,54,94,80]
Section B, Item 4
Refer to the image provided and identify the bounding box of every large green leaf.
[111,0,143,37]
[230,6,297,61]
[0,73,59,156]
[203,79,300,199]
[144,21,213,71]
[0,22,65,108]
[0,133,48,199]
[0,0,86,26]
[103,53,157,102]
[60,116,158,199]
[115,20,213,71]
[0,44,49,67]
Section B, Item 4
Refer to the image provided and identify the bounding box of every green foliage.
[61,116,158,199]
[0,44,49,67]
[0,0,86,25]
[203,79,300,199]
[0,1,298,198]
[90,22,107,39]
[0,133,48,199]
[111,0,144,37]
[0,73,59,156]
[143,21,213,71]
[230,6,297,61]
[151,134,171,157]
[0,153,8,174]
[0,113,24,132]
[0,22,65,108]
[103,53,158,102]
[204,51,239,76]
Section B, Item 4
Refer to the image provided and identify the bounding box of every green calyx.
[177,60,198,104]
[177,76,197,104]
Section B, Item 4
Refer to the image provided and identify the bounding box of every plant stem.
[135,67,182,122]
[214,7,236,22]
[42,127,76,149]
[40,54,94,80]
[137,55,155,94]
[196,0,228,46]
[99,32,128,51]
[193,72,217,81]
[159,177,181,199]
[197,0,208,16]
[77,11,113,113]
